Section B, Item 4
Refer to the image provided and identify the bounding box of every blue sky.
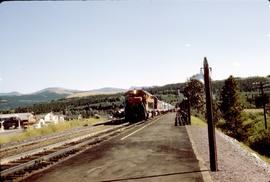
[0,0,269,93]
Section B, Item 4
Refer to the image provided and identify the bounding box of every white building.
[33,119,45,129]
[34,112,65,128]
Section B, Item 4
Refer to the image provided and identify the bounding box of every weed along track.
[0,121,134,182]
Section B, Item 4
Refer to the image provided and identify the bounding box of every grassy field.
[0,117,105,144]
[243,108,264,113]
[191,116,207,127]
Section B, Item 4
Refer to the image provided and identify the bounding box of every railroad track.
[0,116,162,182]
[0,121,136,182]
[0,119,120,158]
[0,125,114,160]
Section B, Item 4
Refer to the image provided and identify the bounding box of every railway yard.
[1,0,270,181]
[13,113,205,182]
[1,113,269,182]
[0,119,132,181]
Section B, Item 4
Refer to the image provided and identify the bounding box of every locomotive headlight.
[133,90,137,94]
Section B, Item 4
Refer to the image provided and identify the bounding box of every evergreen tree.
[220,75,244,140]
[183,79,205,113]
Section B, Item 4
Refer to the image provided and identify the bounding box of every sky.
[0,0,270,94]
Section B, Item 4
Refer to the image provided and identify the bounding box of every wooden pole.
[260,82,268,129]
[203,57,218,171]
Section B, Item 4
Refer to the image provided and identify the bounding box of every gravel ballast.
[186,125,270,182]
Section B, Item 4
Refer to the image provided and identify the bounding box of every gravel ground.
[186,125,270,182]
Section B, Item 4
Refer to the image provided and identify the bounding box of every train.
[124,89,174,122]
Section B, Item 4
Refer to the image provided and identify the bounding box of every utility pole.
[253,81,269,130]
[203,57,218,171]
[260,82,268,129]
[187,94,191,125]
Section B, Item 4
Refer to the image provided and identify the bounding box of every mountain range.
[0,87,127,110]
[0,92,22,96]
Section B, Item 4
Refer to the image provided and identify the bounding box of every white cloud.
[268,33,270,38]
[232,61,241,68]
[0,78,2,81]
[185,43,191,47]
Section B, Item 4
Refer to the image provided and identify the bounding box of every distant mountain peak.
[66,87,127,98]
[33,87,79,95]
[90,87,126,92]
[0,91,22,96]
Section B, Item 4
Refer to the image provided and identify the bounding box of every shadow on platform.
[101,169,209,182]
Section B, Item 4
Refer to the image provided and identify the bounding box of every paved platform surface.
[24,113,205,182]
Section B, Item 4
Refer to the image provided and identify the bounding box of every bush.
[216,118,226,129]
[249,129,270,157]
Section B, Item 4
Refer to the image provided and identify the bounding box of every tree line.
[182,76,270,158]
[11,93,125,118]
[1,76,269,119]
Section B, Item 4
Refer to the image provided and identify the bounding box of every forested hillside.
[0,87,125,110]
[0,91,69,110]
[1,76,269,117]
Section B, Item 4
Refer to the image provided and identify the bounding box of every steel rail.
[0,120,114,152]
[0,124,121,164]
[0,123,130,179]
[0,116,160,181]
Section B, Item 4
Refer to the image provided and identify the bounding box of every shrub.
[249,130,270,157]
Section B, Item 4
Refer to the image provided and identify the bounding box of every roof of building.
[0,113,34,120]
[35,114,46,120]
